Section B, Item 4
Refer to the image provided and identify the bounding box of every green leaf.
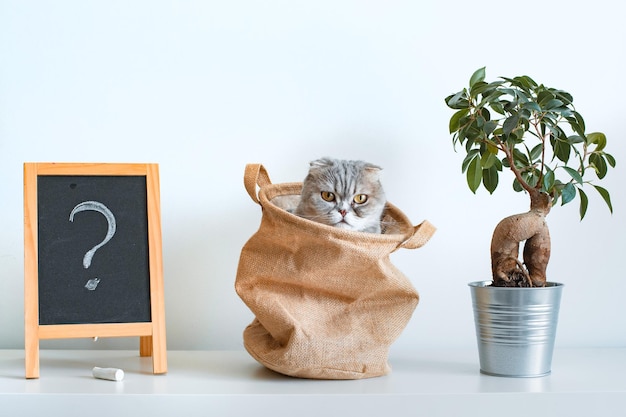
[554,89,573,105]
[469,67,486,88]
[574,111,586,131]
[542,167,555,192]
[449,108,469,133]
[513,148,530,167]
[561,182,576,205]
[561,166,583,184]
[544,98,564,109]
[548,124,568,141]
[482,165,499,194]
[590,153,608,179]
[445,91,469,109]
[605,153,617,168]
[567,135,585,144]
[479,88,505,109]
[483,120,498,136]
[480,151,497,169]
[461,149,480,173]
[552,139,571,163]
[503,114,519,136]
[522,101,542,112]
[586,132,606,151]
[529,143,543,161]
[593,185,613,214]
[470,81,490,97]
[578,188,589,220]
[466,156,482,193]
[490,100,505,115]
[555,106,573,117]
[493,156,503,171]
[566,116,586,137]
[537,90,555,106]
[522,170,540,188]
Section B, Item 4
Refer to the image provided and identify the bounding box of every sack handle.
[244,163,272,205]
[400,220,436,249]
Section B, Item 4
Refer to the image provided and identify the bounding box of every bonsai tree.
[445,67,615,287]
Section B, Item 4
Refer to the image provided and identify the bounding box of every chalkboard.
[24,163,167,378]
[37,175,151,325]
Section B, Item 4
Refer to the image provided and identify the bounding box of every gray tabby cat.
[294,158,386,233]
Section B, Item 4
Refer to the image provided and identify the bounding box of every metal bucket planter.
[469,281,563,377]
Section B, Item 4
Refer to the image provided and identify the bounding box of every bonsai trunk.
[491,190,551,287]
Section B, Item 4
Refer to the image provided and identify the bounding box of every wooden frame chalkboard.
[24,163,167,378]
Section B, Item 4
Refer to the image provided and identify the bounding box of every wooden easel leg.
[140,333,166,374]
[151,325,167,374]
[139,335,152,357]
[25,335,40,379]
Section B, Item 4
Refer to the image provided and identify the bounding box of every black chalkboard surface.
[24,163,167,378]
[37,175,151,325]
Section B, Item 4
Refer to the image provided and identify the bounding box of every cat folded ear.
[363,163,382,171]
[309,158,382,171]
[309,158,334,168]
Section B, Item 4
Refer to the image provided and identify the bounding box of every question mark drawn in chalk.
[69,201,116,291]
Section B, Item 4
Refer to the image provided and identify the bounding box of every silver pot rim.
[468,280,564,289]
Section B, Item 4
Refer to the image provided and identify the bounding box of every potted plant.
[445,67,616,377]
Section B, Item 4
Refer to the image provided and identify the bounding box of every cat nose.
[339,209,347,217]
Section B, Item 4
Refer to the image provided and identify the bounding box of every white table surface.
[1,348,625,416]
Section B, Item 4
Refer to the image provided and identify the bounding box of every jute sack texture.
[235,164,436,379]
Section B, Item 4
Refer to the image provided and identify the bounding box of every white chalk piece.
[92,367,124,381]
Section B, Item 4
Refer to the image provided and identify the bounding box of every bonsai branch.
[494,136,535,195]
[530,116,548,188]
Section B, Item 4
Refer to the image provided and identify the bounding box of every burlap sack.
[235,164,435,379]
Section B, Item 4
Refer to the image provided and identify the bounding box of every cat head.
[294,158,386,233]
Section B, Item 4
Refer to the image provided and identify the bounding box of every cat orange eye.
[321,191,335,202]
[353,194,368,204]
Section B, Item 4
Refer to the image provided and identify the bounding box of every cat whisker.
[293,213,331,222]
[379,218,404,234]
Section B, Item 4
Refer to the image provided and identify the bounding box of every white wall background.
[1,0,624,352]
